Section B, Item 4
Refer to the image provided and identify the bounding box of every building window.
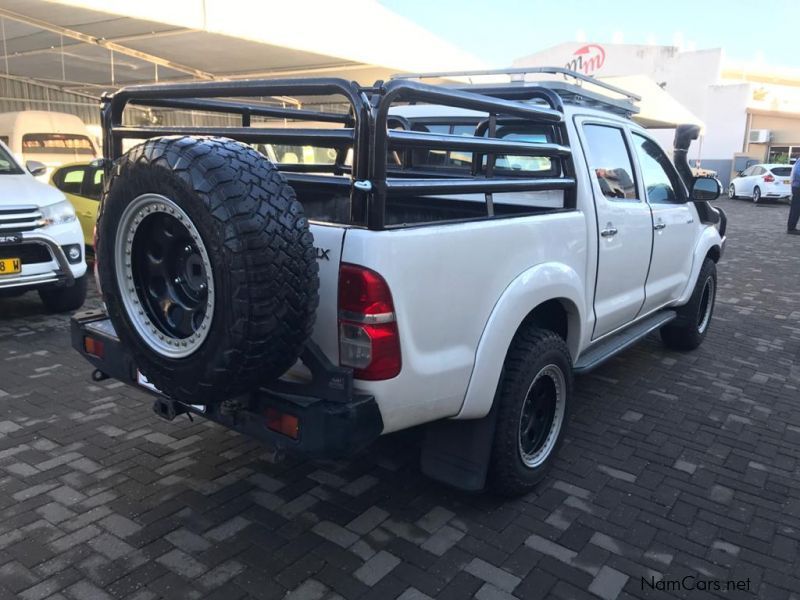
[768,145,800,164]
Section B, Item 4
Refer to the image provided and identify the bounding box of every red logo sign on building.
[565,44,606,75]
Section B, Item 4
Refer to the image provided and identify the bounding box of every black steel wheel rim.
[518,364,566,468]
[132,212,208,339]
[115,194,215,358]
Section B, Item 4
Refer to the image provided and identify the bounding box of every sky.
[379,0,796,68]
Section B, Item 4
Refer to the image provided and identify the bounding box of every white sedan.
[729,163,793,203]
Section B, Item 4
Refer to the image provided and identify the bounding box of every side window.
[82,167,104,201]
[582,124,637,200]
[631,133,684,204]
[54,167,86,195]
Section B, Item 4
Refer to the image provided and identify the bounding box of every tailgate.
[305,223,346,365]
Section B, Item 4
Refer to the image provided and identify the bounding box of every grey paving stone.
[165,528,212,553]
[98,514,141,538]
[525,534,578,563]
[354,550,401,586]
[285,579,327,600]
[347,506,389,535]
[588,565,629,600]
[464,558,521,593]
[313,520,359,548]
[156,549,207,578]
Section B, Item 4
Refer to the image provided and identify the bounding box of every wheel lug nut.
[184,245,192,254]
[173,277,181,284]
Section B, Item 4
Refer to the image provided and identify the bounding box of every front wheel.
[753,186,761,203]
[489,328,572,496]
[660,258,717,351]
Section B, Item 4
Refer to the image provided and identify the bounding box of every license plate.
[0,257,20,275]
[136,370,161,393]
[784,179,791,184]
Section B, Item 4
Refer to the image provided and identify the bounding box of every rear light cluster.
[763,174,775,183]
[338,263,401,380]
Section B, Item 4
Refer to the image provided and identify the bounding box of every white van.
[0,111,99,179]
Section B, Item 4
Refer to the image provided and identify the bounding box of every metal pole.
[1,19,8,75]
[60,34,65,80]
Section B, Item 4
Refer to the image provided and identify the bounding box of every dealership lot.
[0,196,798,600]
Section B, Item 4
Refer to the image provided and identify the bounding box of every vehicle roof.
[758,163,793,170]
[0,110,90,133]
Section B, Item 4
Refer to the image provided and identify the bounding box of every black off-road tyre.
[39,275,87,313]
[97,136,319,404]
[660,258,716,351]
[489,327,573,497]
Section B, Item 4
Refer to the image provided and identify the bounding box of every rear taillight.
[338,263,401,380]
[764,174,775,183]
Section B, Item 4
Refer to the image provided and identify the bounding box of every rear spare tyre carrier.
[97,136,319,404]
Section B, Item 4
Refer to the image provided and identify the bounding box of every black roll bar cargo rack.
[99,69,622,229]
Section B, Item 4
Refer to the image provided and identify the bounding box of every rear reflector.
[265,408,299,439]
[83,336,104,358]
[338,263,401,380]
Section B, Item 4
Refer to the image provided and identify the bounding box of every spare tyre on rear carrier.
[97,136,319,404]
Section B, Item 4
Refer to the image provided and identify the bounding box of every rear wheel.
[489,327,572,496]
[98,136,319,404]
[752,186,761,203]
[728,183,736,199]
[660,258,716,351]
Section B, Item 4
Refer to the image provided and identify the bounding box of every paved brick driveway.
[0,197,798,600]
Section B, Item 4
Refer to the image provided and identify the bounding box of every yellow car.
[50,161,103,249]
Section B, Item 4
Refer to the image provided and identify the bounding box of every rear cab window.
[581,124,637,200]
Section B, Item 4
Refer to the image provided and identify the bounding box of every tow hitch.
[152,397,188,422]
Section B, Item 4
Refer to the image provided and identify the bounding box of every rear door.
[630,132,698,313]
[579,121,654,339]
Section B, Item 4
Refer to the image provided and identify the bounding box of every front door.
[580,122,654,339]
[630,132,698,313]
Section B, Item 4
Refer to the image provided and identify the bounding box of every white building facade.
[514,43,800,186]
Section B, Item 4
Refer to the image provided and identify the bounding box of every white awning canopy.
[0,0,486,96]
[600,75,705,130]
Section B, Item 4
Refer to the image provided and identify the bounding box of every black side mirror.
[691,176,721,201]
[26,160,47,177]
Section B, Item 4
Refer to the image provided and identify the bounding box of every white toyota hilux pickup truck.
[0,140,87,312]
[72,68,726,495]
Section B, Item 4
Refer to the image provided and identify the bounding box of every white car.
[729,163,793,203]
[0,140,87,312]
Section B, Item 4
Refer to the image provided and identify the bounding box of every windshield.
[22,133,96,158]
[0,144,23,174]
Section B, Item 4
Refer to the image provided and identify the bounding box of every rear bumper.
[71,310,383,458]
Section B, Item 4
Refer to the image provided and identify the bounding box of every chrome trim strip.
[0,273,60,289]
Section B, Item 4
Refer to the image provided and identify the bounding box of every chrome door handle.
[600,227,618,237]
[653,222,666,230]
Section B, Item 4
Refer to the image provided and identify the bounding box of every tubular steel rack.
[99,69,635,230]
